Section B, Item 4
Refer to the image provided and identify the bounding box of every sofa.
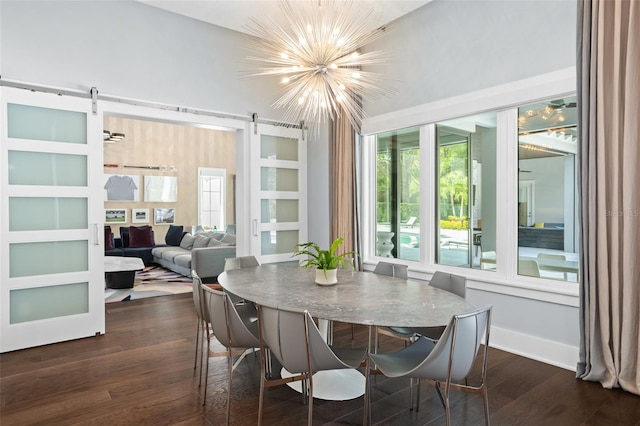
[151,225,237,280]
[105,225,165,265]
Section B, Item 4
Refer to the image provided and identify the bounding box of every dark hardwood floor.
[1,294,638,425]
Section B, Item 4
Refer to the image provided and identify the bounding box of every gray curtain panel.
[577,0,640,395]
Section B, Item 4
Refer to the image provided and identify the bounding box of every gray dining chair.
[373,261,408,279]
[368,305,493,426]
[191,271,209,388]
[402,271,467,341]
[256,304,369,426]
[200,282,261,424]
[372,261,410,343]
[224,255,260,309]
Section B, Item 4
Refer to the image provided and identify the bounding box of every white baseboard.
[490,325,579,372]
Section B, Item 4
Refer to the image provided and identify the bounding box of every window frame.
[360,67,579,305]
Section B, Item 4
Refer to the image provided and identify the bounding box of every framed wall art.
[105,209,127,224]
[145,176,178,202]
[131,208,150,224]
[104,174,140,202]
[154,208,175,225]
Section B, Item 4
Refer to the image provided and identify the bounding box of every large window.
[375,128,420,261]
[517,96,578,282]
[436,113,497,271]
[364,91,579,289]
[198,167,226,230]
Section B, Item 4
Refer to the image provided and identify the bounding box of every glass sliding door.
[436,126,471,267]
[375,128,421,261]
[1,87,104,352]
[250,125,306,263]
[435,112,497,270]
[517,96,578,281]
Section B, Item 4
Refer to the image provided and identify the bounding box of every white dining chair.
[518,259,541,277]
[537,252,568,280]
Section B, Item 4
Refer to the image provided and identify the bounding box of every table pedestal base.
[281,368,365,401]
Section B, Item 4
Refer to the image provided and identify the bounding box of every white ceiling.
[137,0,432,35]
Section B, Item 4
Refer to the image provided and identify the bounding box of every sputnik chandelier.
[244,0,392,130]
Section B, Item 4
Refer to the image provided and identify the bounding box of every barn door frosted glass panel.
[10,283,89,324]
[8,103,87,143]
[261,135,298,161]
[10,241,88,278]
[8,151,87,186]
[9,197,88,231]
[260,167,299,191]
[261,199,299,223]
[261,230,299,255]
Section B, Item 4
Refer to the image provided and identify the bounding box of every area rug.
[105,265,192,303]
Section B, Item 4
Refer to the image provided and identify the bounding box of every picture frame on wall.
[105,209,127,224]
[104,174,141,202]
[145,176,178,202]
[154,208,175,225]
[132,208,150,224]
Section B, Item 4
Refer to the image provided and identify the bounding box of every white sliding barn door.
[250,123,307,264]
[1,87,105,352]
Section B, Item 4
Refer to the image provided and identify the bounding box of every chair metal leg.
[482,386,490,425]
[307,373,314,426]
[226,349,233,425]
[409,378,414,410]
[194,318,200,371]
[416,378,421,411]
[202,332,210,405]
[363,358,371,426]
[444,382,451,426]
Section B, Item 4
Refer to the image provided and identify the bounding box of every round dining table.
[218,263,475,402]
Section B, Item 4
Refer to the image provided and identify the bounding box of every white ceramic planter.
[315,268,338,286]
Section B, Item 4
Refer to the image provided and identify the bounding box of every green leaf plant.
[292,237,357,278]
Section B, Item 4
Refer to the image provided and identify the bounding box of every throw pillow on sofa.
[129,225,155,248]
[179,233,195,250]
[119,226,131,247]
[165,224,184,246]
[105,225,115,251]
[221,233,236,245]
[192,233,211,248]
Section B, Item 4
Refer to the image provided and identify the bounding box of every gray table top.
[218,264,476,328]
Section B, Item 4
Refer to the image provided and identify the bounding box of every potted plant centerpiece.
[293,237,356,285]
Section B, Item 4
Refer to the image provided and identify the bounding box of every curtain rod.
[0,77,302,130]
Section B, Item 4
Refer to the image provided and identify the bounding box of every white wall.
[363,0,577,115]
[0,0,277,119]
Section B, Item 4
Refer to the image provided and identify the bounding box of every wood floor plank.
[2,292,638,425]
